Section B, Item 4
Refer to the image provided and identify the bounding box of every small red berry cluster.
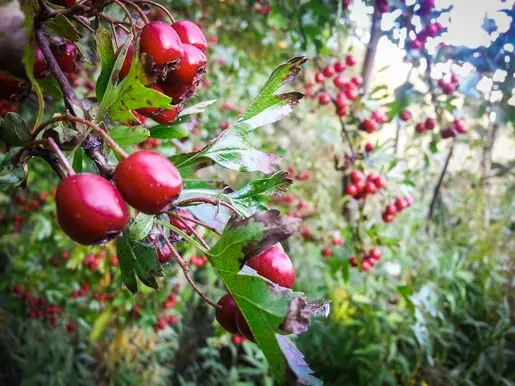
[0,99,17,116]
[415,117,436,134]
[3,192,49,233]
[118,20,208,125]
[286,165,312,182]
[359,110,388,134]
[349,247,382,272]
[382,196,413,223]
[70,282,90,299]
[345,169,387,199]
[154,293,179,332]
[215,245,295,341]
[438,73,459,95]
[34,40,81,80]
[320,238,344,258]
[270,191,313,219]
[409,22,443,50]
[441,118,467,139]
[306,55,360,117]
[190,255,208,267]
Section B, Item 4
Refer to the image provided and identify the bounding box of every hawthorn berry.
[53,42,80,73]
[385,204,397,215]
[365,142,374,152]
[395,197,408,211]
[361,260,371,271]
[235,309,255,342]
[351,76,362,86]
[350,169,364,184]
[400,109,411,122]
[349,256,358,267]
[382,212,393,222]
[425,117,436,130]
[323,65,335,77]
[369,248,381,260]
[215,294,239,334]
[336,92,346,108]
[364,181,378,195]
[333,75,346,88]
[33,47,48,78]
[151,105,182,125]
[55,174,130,245]
[314,72,325,83]
[360,119,377,133]
[246,245,295,288]
[168,209,197,235]
[334,61,346,72]
[163,44,207,86]
[415,123,425,134]
[117,44,134,80]
[345,55,357,66]
[172,20,208,52]
[319,93,331,105]
[321,247,333,257]
[114,150,183,215]
[140,22,184,66]
[346,184,358,196]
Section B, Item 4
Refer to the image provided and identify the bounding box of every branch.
[82,135,115,179]
[12,147,67,180]
[169,212,210,249]
[175,197,242,217]
[427,141,455,227]
[361,5,383,95]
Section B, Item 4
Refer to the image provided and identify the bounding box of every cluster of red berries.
[345,169,387,199]
[321,238,345,257]
[410,22,443,50]
[118,20,208,125]
[415,117,436,134]
[359,110,388,133]
[12,286,73,329]
[154,293,179,331]
[416,0,436,16]
[254,1,271,15]
[438,73,459,95]
[376,0,389,13]
[215,245,295,341]
[93,292,114,302]
[286,166,312,182]
[270,192,312,219]
[2,192,49,233]
[382,196,413,223]
[49,250,70,267]
[307,55,360,117]
[349,247,382,272]
[441,118,467,139]
[0,99,17,116]
[70,282,91,299]
[34,40,81,79]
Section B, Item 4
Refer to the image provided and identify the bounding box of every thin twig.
[169,212,210,249]
[175,197,242,217]
[113,0,135,27]
[181,216,221,235]
[427,141,455,227]
[161,233,219,309]
[99,13,131,33]
[71,15,95,32]
[12,148,68,180]
[133,0,175,23]
[122,0,149,23]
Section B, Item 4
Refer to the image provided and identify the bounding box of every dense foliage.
[1,0,514,385]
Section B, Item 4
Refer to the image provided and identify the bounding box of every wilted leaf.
[277,335,323,386]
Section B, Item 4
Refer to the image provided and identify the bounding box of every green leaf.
[127,213,154,241]
[94,23,116,102]
[179,99,217,116]
[90,306,112,342]
[0,112,31,146]
[206,210,321,385]
[46,14,80,42]
[72,147,83,173]
[228,171,292,213]
[109,125,149,145]
[96,35,172,124]
[37,77,63,99]
[116,232,163,294]
[170,58,306,174]
[0,164,25,191]
[149,123,189,139]
[429,141,438,153]
[277,335,323,386]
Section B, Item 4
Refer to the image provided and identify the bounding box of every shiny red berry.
[314,72,324,83]
[395,198,408,211]
[151,105,182,125]
[321,247,333,257]
[140,22,184,66]
[34,47,48,78]
[360,119,377,133]
[114,151,183,215]
[117,44,134,80]
[235,309,255,342]
[350,169,364,183]
[416,123,426,133]
[168,209,196,235]
[215,294,239,334]
[55,174,129,245]
[349,256,358,267]
[53,42,80,73]
[334,61,346,72]
[346,184,358,196]
[323,65,335,77]
[385,204,397,215]
[425,117,436,130]
[172,20,208,52]
[346,55,357,66]
[246,245,295,288]
[364,181,378,195]
[365,142,374,152]
[319,93,331,105]
[400,109,411,122]
[163,44,207,86]
[333,75,346,88]
[369,248,381,260]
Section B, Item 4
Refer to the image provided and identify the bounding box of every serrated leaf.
[149,123,189,139]
[179,99,217,116]
[127,213,154,241]
[46,14,80,42]
[94,23,116,102]
[170,58,306,174]
[228,171,292,213]
[109,125,149,145]
[97,35,172,124]
[116,232,162,294]
[0,112,30,146]
[206,210,322,385]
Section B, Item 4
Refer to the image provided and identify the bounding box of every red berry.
[232,335,245,345]
[55,174,129,245]
[235,309,255,342]
[172,20,208,52]
[110,256,119,266]
[404,196,414,206]
[247,245,295,288]
[454,119,467,133]
[365,142,374,152]
[333,75,346,88]
[360,119,377,133]
[335,92,346,108]
[385,204,397,215]
[151,105,182,125]
[400,109,411,122]
[53,42,80,73]
[343,85,358,100]
[334,61,346,72]
[163,44,207,86]
[321,247,333,257]
[346,184,358,196]
[375,175,387,189]
[372,110,388,123]
[168,209,196,235]
[350,169,364,183]
[369,248,381,260]
[314,72,324,83]
[336,106,347,117]
[367,257,376,267]
[383,213,393,223]
[425,117,436,130]
[349,256,358,267]
[66,322,77,333]
[319,93,331,105]
[140,22,184,66]
[351,76,362,86]
[345,55,357,66]
[332,238,344,246]
[361,260,371,271]
[395,198,408,211]
[51,0,75,7]
[364,181,378,195]
[117,44,134,80]
[215,294,239,334]
[34,47,48,78]
[415,123,425,133]
[114,151,183,215]
[323,65,335,77]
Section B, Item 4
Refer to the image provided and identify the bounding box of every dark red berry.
[346,55,357,66]
[350,169,364,184]
[163,44,207,86]
[364,181,378,195]
[349,256,358,267]
[334,61,346,72]
[425,117,436,130]
[151,105,182,125]
[321,247,333,257]
[346,184,358,196]
[215,294,239,334]
[365,142,374,152]
[51,0,75,7]
[140,22,184,66]
[415,123,425,133]
[55,174,129,245]
[246,245,295,288]
[369,248,381,260]
[114,151,183,215]
[400,109,411,122]
[314,72,324,83]
[319,93,331,105]
[323,65,335,77]
[235,309,255,342]
[53,42,80,73]
[153,236,173,263]
[172,21,207,52]
[34,47,48,78]
[360,119,377,133]
[117,44,134,80]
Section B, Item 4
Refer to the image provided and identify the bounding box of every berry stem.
[99,13,131,34]
[45,137,76,176]
[155,220,207,254]
[12,147,68,180]
[32,114,129,159]
[160,232,219,309]
[168,212,210,249]
[113,0,135,28]
[122,0,149,24]
[13,139,75,177]
[175,197,242,217]
[132,0,175,23]
[179,216,221,236]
